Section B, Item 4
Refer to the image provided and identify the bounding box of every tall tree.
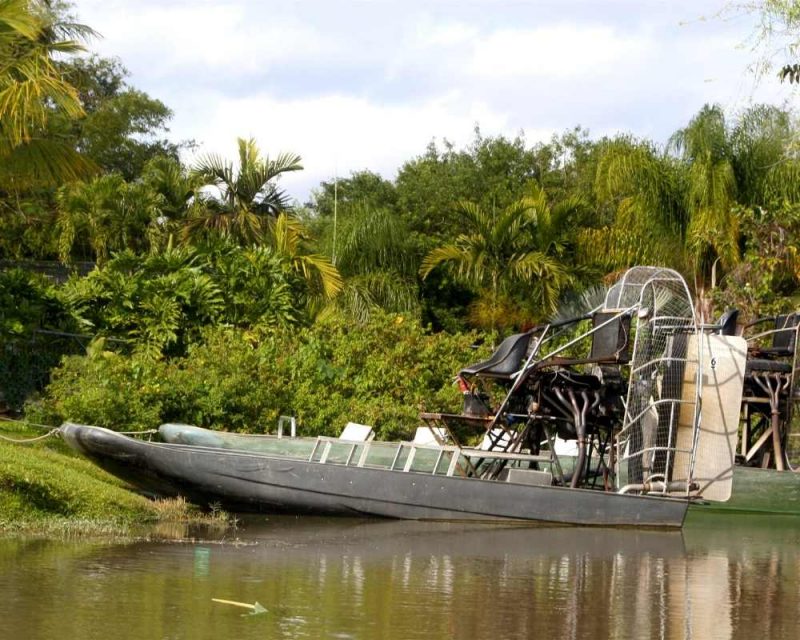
[420,185,580,331]
[321,203,420,323]
[310,170,397,218]
[0,0,95,190]
[669,105,739,276]
[185,137,302,245]
[56,55,181,180]
[395,129,541,240]
[581,136,687,272]
[730,104,798,204]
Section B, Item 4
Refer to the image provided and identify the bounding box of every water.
[1,514,799,640]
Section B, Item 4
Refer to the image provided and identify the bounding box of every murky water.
[1,514,799,640]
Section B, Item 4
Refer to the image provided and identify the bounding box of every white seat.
[339,422,375,441]
[413,426,448,445]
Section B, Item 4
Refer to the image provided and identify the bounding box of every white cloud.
[417,22,479,48]
[80,0,338,76]
[70,0,793,202]
[179,91,551,200]
[469,25,652,79]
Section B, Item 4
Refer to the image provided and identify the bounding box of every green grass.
[0,421,231,537]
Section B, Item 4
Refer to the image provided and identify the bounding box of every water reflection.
[1,516,800,640]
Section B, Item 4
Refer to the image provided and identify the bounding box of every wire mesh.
[611,267,698,493]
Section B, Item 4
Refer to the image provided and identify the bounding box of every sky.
[74,0,793,202]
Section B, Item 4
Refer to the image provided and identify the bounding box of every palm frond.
[0,136,97,189]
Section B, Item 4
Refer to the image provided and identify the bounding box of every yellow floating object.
[212,598,267,615]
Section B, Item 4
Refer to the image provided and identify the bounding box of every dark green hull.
[690,466,800,515]
[161,425,800,516]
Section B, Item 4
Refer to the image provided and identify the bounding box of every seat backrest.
[589,311,632,363]
[461,331,534,378]
[339,422,374,441]
[413,426,448,445]
[772,313,799,354]
[716,309,739,336]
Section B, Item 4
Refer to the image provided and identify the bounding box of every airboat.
[62,266,785,527]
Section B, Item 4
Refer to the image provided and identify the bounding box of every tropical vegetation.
[3,0,800,531]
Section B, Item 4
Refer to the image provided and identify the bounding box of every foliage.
[394,129,541,239]
[56,244,317,359]
[780,62,800,81]
[315,203,420,322]
[311,169,398,218]
[669,105,740,273]
[56,173,165,264]
[186,137,302,244]
[28,347,167,430]
[729,104,797,204]
[0,268,74,338]
[57,55,181,180]
[31,313,487,440]
[203,244,300,328]
[266,212,343,308]
[420,185,583,330]
[582,136,687,271]
[713,204,800,319]
[0,268,80,409]
[60,248,225,358]
[0,0,96,190]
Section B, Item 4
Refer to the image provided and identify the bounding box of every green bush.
[60,245,303,360]
[0,269,80,410]
[30,313,487,439]
[30,348,166,432]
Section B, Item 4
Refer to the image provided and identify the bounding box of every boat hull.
[689,465,800,516]
[59,423,688,527]
[161,424,800,518]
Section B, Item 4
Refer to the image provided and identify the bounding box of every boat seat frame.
[740,313,800,470]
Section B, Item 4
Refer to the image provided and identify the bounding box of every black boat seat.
[716,309,739,336]
[747,313,799,358]
[460,331,535,379]
[540,311,632,368]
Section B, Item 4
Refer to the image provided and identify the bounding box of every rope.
[0,415,58,431]
[0,428,59,444]
[0,416,158,439]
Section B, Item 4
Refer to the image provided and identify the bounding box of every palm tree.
[420,185,579,331]
[267,212,343,309]
[56,174,164,264]
[0,0,96,189]
[185,137,302,244]
[581,137,687,272]
[730,104,800,205]
[669,104,739,275]
[587,105,788,320]
[322,203,420,323]
[141,155,203,252]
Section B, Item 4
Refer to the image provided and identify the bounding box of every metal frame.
[740,318,800,470]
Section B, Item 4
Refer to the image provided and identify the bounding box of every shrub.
[30,313,488,440]
[0,269,80,410]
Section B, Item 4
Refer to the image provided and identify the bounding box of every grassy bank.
[0,421,229,537]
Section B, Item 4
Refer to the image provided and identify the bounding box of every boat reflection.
[2,517,800,640]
